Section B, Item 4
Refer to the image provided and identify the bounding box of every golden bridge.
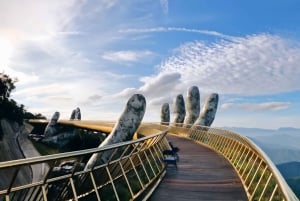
[0,120,298,201]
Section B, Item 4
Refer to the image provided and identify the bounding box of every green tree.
[0,72,17,100]
[24,112,47,120]
[0,73,45,125]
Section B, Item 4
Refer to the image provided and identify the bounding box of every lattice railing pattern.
[166,124,299,201]
[1,121,298,201]
[0,128,169,201]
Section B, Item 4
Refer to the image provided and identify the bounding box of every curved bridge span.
[149,134,247,200]
[0,120,298,201]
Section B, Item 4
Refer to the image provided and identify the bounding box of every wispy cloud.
[158,34,300,95]
[81,94,103,106]
[102,50,154,62]
[139,72,181,96]
[119,27,236,39]
[221,102,291,111]
[2,0,299,129]
[115,33,300,119]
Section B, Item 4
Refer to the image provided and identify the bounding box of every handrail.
[0,125,170,201]
[0,129,165,168]
[165,123,298,201]
[0,121,298,201]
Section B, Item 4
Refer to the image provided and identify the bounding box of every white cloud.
[159,34,300,95]
[102,50,154,62]
[148,96,172,106]
[139,72,181,94]
[1,0,299,129]
[115,88,139,98]
[81,94,103,106]
[116,72,181,99]
[0,0,90,87]
[0,37,14,68]
[221,102,291,111]
[113,72,183,123]
[0,0,82,42]
[119,27,235,40]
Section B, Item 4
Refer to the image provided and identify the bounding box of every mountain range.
[224,127,300,198]
[225,127,300,164]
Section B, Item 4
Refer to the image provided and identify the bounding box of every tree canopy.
[0,72,17,100]
[0,72,46,125]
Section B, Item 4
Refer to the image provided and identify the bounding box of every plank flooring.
[149,134,248,201]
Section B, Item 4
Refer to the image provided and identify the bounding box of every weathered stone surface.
[194,93,219,127]
[70,109,76,120]
[18,122,49,182]
[70,107,81,120]
[30,111,79,149]
[75,107,81,120]
[161,103,170,125]
[84,94,146,170]
[41,131,77,149]
[184,86,200,126]
[44,112,60,137]
[0,119,31,189]
[173,94,186,126]
[50,160,85,177]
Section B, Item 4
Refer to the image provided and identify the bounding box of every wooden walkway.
[150,134,248,201]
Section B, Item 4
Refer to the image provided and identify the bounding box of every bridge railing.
[164,123,299,201]
[1,122,298,201]
[0,127,169,201]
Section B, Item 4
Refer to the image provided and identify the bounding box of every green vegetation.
[0,72,46,122]
[0,72,46,139]
[0,72,16,100]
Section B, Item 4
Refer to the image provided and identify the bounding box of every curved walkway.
[150,134,247,201]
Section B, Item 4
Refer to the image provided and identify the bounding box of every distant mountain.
[277,162,300,199]
[285,177,300,199]
[224,127,300,164]
[249,138,300,164]
[278,127,300,132]
[223,127,276,137]
[221,127,300,198]
[225,127,300,138]
[277,161,300,178]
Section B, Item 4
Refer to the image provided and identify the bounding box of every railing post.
[1,122,298,201]
[105,166,120,201]
[89,171,101,201]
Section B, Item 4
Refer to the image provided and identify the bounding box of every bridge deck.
[150,134,248,201]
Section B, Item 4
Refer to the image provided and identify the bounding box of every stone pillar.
[160,103,170,125]
[184,86,200,127]
[44,112,60,137]
[194,93,219,127]
[70,107,81,120]
[70,109,76,120]
[75,107,81,120]
[173,94,186,126]
[84,94,146,170]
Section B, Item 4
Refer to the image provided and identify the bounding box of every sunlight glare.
[0,37,13,68]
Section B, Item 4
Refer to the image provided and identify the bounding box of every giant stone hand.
[162,86,219,127]
[84,94,146,170]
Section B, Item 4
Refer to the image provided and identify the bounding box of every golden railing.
[164,124,299,201]
[0,124,169,201]
[0,121,298,201]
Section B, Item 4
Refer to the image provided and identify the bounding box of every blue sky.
[1,0,300,129]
